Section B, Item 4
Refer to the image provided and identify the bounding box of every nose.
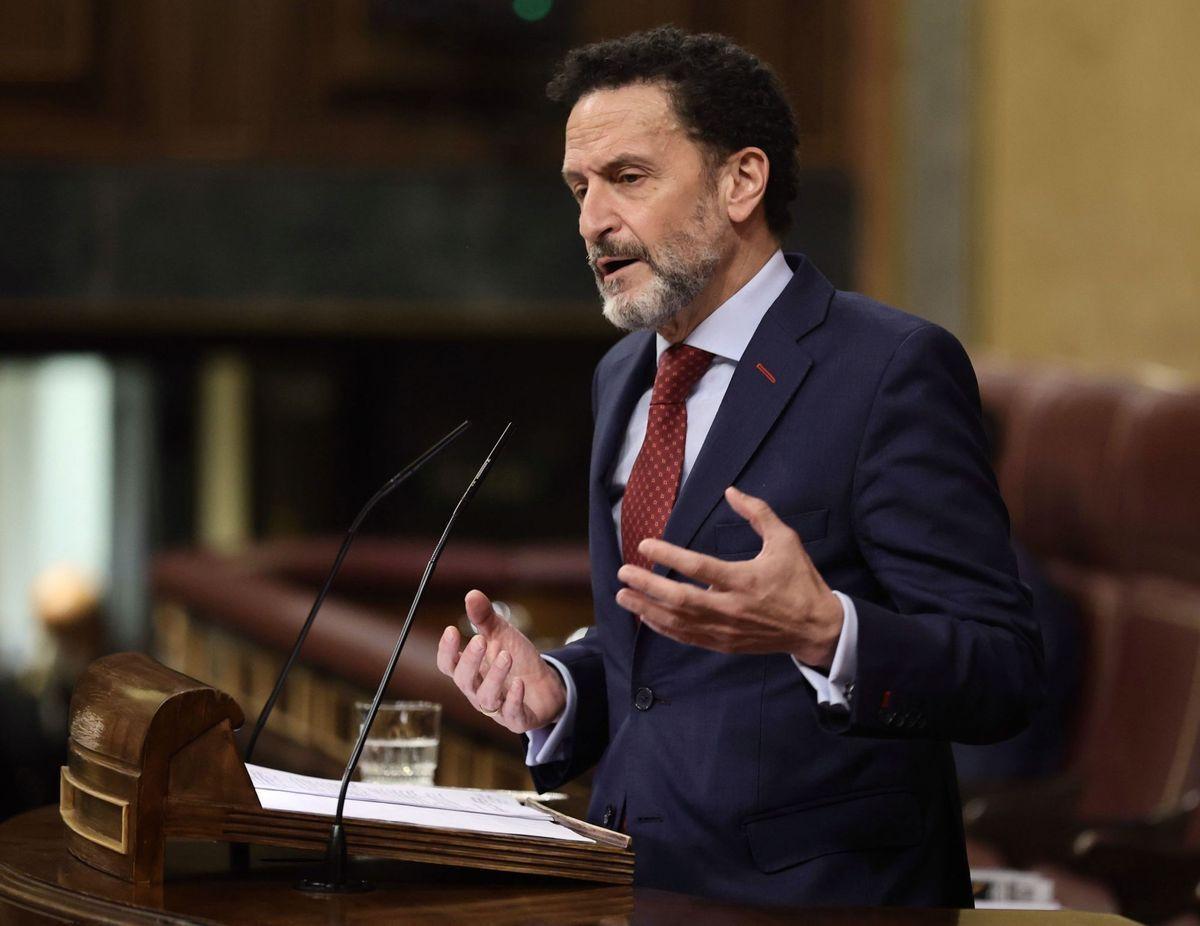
[578,184,619,246]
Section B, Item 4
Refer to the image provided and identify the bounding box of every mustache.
[587,241,654,273]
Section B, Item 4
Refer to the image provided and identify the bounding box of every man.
[436,27,1042,907]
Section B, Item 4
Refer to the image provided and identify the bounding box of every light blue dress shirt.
[527,250,858,765]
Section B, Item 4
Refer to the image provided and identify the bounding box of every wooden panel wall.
[0,0,850,170]
[577,0,850,168]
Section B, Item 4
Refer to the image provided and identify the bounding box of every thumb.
[724,486,782,538]
[464,589,501,635]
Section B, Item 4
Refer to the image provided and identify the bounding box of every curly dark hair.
[546,26,800,238]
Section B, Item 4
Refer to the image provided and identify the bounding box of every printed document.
[246,764,592,844]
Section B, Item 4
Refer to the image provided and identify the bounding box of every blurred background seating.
[151,537,594,795]
[966,360,1200,920]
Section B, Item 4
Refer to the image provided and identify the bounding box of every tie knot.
[651,344,713,406]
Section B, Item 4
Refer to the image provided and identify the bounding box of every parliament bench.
[151,539,594,800]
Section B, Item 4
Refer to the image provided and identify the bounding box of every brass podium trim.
[60,766,130,855]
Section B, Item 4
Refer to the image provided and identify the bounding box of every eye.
[572,186,587,203]
[617,172,643,185]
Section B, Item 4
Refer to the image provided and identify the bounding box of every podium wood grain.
[0,806,1140,926]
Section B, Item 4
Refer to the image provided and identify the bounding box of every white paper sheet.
[246,764,592,844]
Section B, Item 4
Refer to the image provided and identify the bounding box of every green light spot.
[513,0,552,23]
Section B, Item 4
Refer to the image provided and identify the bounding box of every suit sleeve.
[835,324,1044,742]
[525,631,610,792]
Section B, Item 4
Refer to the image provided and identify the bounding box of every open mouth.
[596,257,642,280]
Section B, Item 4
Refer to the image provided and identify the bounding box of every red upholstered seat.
[1113,390,1200,583]
[977,360,1200,809]
[971,359,1200,918]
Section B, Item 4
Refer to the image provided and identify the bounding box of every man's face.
[562,83,730,332]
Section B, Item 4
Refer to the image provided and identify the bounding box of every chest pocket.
[715,508,828,559]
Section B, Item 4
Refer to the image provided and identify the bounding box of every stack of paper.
[246,764,593,844]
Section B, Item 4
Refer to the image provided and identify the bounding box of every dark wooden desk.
[0,807,1137,925]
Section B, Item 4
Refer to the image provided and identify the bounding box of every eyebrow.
[561,153,653,184]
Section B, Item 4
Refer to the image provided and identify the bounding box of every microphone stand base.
[295,822,373,893]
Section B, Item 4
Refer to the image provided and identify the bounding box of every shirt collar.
[654,249,792,364]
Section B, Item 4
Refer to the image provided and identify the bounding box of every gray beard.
[596,227,722,333]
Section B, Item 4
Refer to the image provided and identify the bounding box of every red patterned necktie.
[621,344,714,571]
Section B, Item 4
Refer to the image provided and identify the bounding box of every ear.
[721,147,770,225]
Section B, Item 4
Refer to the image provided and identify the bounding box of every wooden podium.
[58,652,632,886]
[33,653,1142,924]
[0,805,1144,925]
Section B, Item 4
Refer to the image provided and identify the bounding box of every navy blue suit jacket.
[530,254,1043,907]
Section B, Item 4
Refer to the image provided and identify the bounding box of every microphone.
[243,420,470,764]
[299,421,513,894]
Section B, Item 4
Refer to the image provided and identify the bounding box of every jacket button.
[634,687,654,711]
[601,804,616,827]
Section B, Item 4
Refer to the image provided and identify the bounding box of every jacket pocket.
[742,788,921,874]
[716,508,829,557]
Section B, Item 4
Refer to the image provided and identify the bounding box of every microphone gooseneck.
[299,421,513,893]
[243,420,470,764]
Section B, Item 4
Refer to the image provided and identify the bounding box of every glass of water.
[355,700,441,786]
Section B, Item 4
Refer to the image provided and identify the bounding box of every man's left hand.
[615,486,844,669]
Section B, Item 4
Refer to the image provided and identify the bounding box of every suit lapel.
[660,327,811,558]
[659,255,834,559]
[590,332,656,503]
[591,333,655,651]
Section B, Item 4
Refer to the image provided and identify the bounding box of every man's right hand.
[436,588,566,734]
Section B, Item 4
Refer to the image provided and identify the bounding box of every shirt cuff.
[524,654,577,766]
[792,591,858,711]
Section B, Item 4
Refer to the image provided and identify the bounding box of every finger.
[724,486,790,541]
[634,539,742,588]
[501,676,526,730]
[617,588,716,647]
[616,586,691,627]
[452,633,487,698]
[617,584,730,635]
[617,563,707,610]
[639,610,729,652]
[475,650,512,713]
[464,589,499,634]
[436,626,462,676]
